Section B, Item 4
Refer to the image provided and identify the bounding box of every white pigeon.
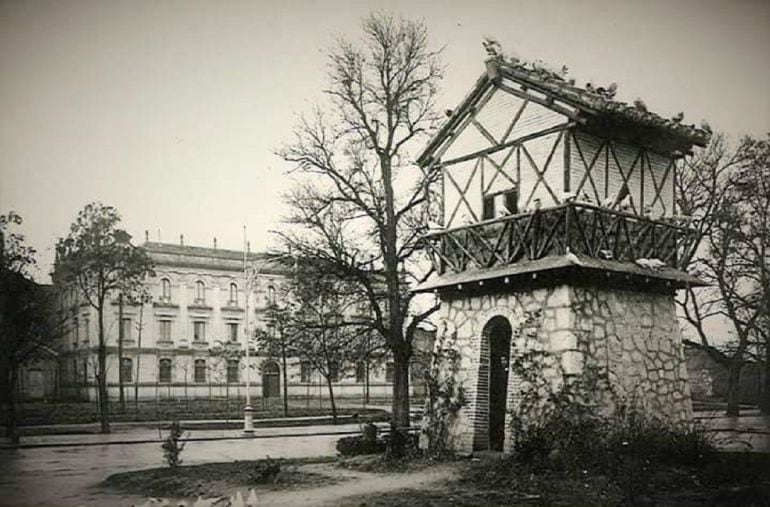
[635,258,666,270]
[565,247,583,266]
[598,249,613,260]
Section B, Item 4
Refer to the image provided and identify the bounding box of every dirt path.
[234,462,459,506]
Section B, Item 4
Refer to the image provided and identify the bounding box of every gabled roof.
[418,57,711,165]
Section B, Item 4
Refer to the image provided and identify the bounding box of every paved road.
[0,424,368,507]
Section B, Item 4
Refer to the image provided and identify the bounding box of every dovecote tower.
[415,53,709,454]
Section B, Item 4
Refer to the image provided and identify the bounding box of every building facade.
[56,241,421,402]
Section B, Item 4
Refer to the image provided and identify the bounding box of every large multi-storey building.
[56,240,428,402]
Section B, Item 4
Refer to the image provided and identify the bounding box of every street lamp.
[242,231,294,435]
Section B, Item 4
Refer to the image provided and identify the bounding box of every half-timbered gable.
[416,54,710,292]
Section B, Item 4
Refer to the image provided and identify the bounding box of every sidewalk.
[15,412,377,435]
[1,419,395,449]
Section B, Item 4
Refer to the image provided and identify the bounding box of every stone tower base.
[423,284,692,455]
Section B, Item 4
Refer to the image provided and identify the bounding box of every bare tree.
[277,12,443,429]
[55,203,154,432]
[677,134,770,415]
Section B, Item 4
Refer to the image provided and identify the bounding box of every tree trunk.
[379,156,412,430]
[391,346,411,429]
[726,361,743,417]
[118,293,125,414]
[97,304,110,433]
[761,343,770,415]
[326,374,337,424]
[281,340,289,417]
[5,365,19,444]
[365,353,370,406]
[134,302,143,417]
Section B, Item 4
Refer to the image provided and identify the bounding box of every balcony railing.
[423,202,700,275]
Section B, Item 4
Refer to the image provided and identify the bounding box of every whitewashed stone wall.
[425,284,692,454]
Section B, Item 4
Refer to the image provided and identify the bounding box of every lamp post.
[242,229,294,436]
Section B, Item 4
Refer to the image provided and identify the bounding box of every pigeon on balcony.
[565,247,583,266]
[635,258,666,270]
[598,249,614,260]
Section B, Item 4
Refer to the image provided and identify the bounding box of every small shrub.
[250,456,282,484]
[161,421,186,468]
[336,435,386,457]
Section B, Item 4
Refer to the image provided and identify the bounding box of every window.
[71,359,77,383]
[355,361,367,383]
[482,194,495,220]
[158,358,172,383]
[229,282,238,305]
[193,321,205,342]
[83,316,89,344]
[267,323,276,339]
[161,278,171,302]
[227,359,239,383]
[194,359,206,383]
[160,319,172,342]
[195,280,205,303]
[73,318,79,345]
[328,361,339,383]
[121,357,133,383]
[504,189,519,215]
[227,322,239,342]
[385,362,395,383]
[267,285,275,306]
[82,360,88,382]
[300,360,312,383]
[121,318,132,340]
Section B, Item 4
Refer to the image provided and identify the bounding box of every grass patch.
[102,456,340,498]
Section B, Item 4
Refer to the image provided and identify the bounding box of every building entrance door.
[262,361,280,398]
[487,317,512,451]
[28,369,45,399]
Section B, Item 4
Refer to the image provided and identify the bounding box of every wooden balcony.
[422,202,700,287]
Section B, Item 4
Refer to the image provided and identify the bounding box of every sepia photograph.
[1,0,769,505]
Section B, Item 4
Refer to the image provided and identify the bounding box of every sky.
[1,0,769,283]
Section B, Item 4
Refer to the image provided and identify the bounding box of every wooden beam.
[501,98,529,144]
[433,85,498,162]
[497,82,583,123]
[471,118,498,147]
[608,141,641,215]
[442,122,574,167]
[521,132,563,209]
[563,127,571,193]
[444,159,481,227]
[573,132,605,203]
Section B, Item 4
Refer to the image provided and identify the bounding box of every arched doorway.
[475,316,512,451]
[262,361,280,398]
